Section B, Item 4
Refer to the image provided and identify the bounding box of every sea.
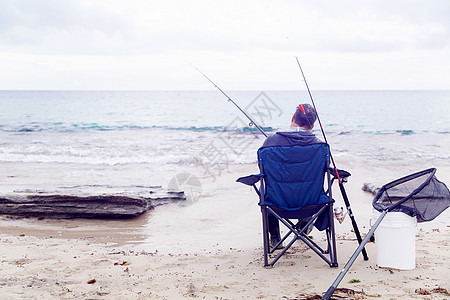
[0,90,448,166]
[0,90,449,251]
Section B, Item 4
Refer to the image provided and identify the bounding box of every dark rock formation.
[0,185,185,219]
[362,182,382,196]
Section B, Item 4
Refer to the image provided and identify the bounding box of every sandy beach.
[0,157,449,299]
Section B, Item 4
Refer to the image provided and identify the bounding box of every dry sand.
[0,160,449,299]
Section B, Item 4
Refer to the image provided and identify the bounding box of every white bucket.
[372,209,417,270]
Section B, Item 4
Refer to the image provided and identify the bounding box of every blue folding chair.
[238,143,338,268]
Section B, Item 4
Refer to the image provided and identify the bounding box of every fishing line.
[294,56,369,261]
[294,57,338,176]
[191,63,268,137]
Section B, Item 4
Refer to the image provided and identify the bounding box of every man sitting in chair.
[262,103,324,248]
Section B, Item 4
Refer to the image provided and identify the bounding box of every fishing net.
[372,168,450,222]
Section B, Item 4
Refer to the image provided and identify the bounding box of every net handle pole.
[294,57,369,261]
[323,210,388,300]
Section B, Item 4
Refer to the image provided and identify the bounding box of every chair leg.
[261,207,270,267]
[328,205,338,267]
[269,235,298,267]
[261,205,339,268]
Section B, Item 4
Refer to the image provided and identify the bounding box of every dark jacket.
[262,129,323,147]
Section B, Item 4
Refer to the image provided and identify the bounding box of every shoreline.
[1,160,449,249]
[0,160,449,298]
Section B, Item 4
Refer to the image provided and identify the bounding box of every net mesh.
[372,168,450,222]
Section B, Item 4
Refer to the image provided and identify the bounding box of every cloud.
[0,0,133,55]
[1,0,449,56]
[0,0,448,90]
[281,0,450,53]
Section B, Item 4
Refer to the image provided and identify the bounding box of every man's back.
[262,129,323,147]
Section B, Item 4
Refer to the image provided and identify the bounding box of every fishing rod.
[294,57,369,261]
[191,64,268,137]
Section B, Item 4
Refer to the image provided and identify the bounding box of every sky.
[0,0,449,90]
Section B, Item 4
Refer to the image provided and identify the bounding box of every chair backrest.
[258,143,330,210]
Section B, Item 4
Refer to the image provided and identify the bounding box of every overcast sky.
[0,0,449,90]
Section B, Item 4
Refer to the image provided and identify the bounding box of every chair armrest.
[328,168,351,183]
[236,174,264,186]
